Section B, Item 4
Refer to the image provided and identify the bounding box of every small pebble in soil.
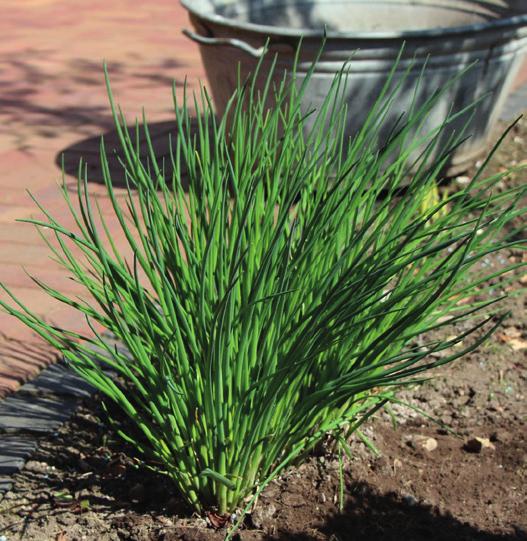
[464,437,496,453]
[406,435,438,452]
[251,503,277,529]
[455,175,471,186]
[24,461,50,475]
[402,494,418,506]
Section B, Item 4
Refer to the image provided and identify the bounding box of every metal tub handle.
[183,28,268,58]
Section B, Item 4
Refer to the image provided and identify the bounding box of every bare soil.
[0,119,526,541]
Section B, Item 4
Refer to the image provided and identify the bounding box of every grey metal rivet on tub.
[181,0,527,174]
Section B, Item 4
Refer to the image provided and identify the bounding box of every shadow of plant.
[56,118,208,190]
[0,48,186,152]
[265,480,527,541]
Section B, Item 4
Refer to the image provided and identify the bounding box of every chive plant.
[1,56,525,516]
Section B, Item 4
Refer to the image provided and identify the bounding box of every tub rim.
[180,0,527,41]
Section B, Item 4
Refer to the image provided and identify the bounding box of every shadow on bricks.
[56,116,210,189]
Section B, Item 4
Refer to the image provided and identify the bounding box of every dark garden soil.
[0,119,526,541]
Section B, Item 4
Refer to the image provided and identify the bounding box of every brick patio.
[0,0,203,397]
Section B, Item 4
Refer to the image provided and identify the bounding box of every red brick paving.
[0,0,203,396]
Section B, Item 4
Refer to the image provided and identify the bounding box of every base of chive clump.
[1,53,525,520]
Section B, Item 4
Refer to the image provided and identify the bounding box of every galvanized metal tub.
[181,0,527,173]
